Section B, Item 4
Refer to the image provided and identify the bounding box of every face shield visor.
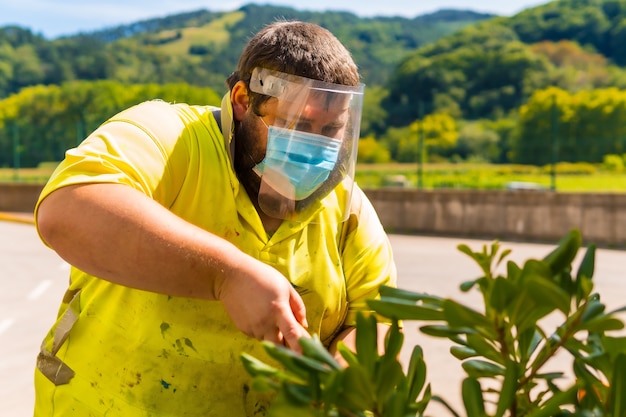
[249,67,365,223]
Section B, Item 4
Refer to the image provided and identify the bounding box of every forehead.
[268,91,351,121]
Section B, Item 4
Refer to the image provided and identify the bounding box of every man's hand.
[217,259,310,352]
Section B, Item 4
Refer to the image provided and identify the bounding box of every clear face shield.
[249,67,365,223]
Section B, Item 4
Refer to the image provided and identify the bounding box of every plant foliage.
[243,229,626,416]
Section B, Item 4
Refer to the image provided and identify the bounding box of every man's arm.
[37,182,309,348]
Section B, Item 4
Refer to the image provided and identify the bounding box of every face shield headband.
[248,67,365,223]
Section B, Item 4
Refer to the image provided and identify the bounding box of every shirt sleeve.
[35,100,194,223]
[340,186,398,327]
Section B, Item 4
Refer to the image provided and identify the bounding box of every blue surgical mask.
[254,125,341,200]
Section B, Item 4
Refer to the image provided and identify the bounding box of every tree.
[0,81,221,167]
[357,136,391,164]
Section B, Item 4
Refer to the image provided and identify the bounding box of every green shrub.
[541,162,597,176]
[243,230,626,417]
[602,155,624,173]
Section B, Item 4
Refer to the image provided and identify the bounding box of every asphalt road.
[2,219,626,416]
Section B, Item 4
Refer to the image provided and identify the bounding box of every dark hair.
[227,20,360,115]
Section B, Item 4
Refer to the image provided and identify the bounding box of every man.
[34,21,396,416]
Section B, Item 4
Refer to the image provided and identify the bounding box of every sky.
[0,0,551,39]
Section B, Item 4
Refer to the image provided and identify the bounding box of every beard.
[233,113,265,202]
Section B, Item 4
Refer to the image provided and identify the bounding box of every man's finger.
[276,308,309,353]
[289,285,308,328]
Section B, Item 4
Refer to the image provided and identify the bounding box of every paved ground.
[2,215,626,416]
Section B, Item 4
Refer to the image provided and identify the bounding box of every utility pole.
[417,100,425,189]
[550,95,559,191]
[12,122,19,182]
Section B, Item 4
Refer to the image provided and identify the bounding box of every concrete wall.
[2,183,625,247]
[0,183,44,213]
[366,189,626,247]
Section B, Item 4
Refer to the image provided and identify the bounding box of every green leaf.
[573,359,604,408]
[525,275,571,314]
[462,359,505,378]
[356,312,378,375]
[460,279,479,292]
[340,366,374,411]
[443,299,495,338]
[577,275,594,307]
[507,260,523,283]
[494,360,518,417]
[406,345,427,403]
[457,243,476,258]
[535,372,565,381]
[383,320,404,360]
[420,324,477,339]
[299,335,342,371]
[267,389,317,417]
[461,377,486,417]
[241,352,281,378]
[609,353,626,417]
[250,375,279,392]
[576,243,596,282]
[283,383,313,405]
[379,285,443,304]
[375,360,404,404]
[580,299,606,323]
[508,275,571,328]
[457,243,495,278]
[517,328,542,364]
[542,229,581,275]
[321,371,342,414]
[368,299,444,321]
[451,346,479,360]
[337,342,360,368]
[466,333,503,364]
[601,335,626,358]
[490,276,517,313]
[578,316,625,333]
[496,248,512,268]
[519,258,554,282]
[263,342,323,379]
[525,385,578,417]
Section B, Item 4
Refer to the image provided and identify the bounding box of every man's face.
[233,91,352,203]
[236,93,350,163]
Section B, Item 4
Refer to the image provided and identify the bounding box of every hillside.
[383,0,626,126]
[0,4,493,98]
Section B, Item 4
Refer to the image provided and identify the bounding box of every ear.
[230,81,249,121]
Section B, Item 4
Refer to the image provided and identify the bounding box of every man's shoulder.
[114,100,214,121]
[104,100,219,138]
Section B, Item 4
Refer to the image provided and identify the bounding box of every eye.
[294,122,312,131]
[322,125,343,137]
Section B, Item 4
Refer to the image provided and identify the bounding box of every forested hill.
[0,4,494,98]
[383,0,626,126]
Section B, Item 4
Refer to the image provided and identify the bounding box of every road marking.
[27,280,52,300]
[0,318,15,336]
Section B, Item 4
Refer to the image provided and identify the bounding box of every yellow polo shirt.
[33,99,397,416]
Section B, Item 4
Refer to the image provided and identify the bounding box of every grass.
[3,162,626,192]
[0,166,57,183]
[146,12,245,57]
[355,163,626,192]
